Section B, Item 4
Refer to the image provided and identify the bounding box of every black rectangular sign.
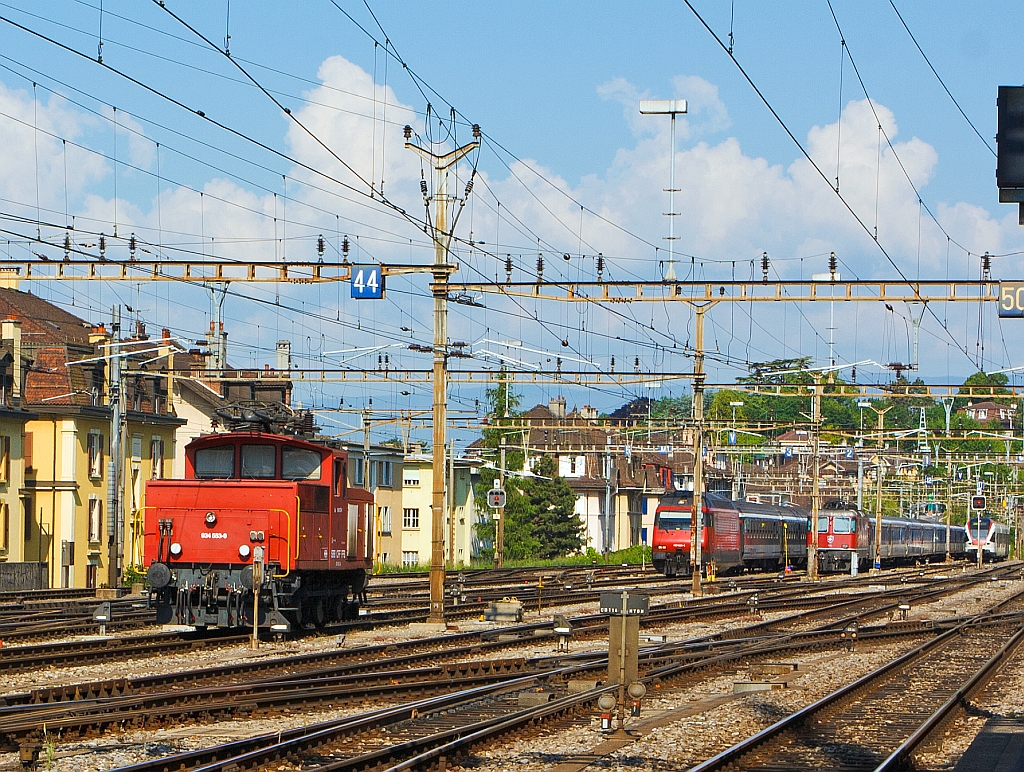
[599,592,649,615]
[998,86,1024,189]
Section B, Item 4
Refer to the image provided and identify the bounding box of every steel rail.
[97,584,1017,772]
[874,623,1024,771]
[688,588,1024,772]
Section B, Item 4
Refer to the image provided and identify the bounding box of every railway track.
[0,560,963,645]
[0,558,999,682]
[0,563,962,676]
[4,567,1012,767]
[95,602,1024,772]
[690,593,1024,771]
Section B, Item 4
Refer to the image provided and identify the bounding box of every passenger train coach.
[652,493,970,577]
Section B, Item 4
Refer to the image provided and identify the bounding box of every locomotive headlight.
[169,542,182,557]
[205,511,217,525]
[238,544,251,559]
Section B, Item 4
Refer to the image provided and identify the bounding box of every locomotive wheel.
[333,594,347,622]
[294,599,310,629]
[312,597,327,628]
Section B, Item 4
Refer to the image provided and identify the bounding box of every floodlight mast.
[640,99,687,283]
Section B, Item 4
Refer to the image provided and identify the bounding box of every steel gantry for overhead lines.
[6,257,1013,592]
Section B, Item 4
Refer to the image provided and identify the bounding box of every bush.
[467,545,652,570]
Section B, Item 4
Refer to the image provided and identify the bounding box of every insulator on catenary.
[420,179,428,197]
[761,251,769,282]
[99,235,106,256]
[464,179,474,197]
[596,253,604,280]
[342,236,350,256]
[472,124,481,139]
[63,233,70,259]
[829,251,837,275]
[982,252,992,276]
[536,254,544,280]
[634,356,640,372]
[403,125,412,140]
[317,235,325,256]
[610,356,616,372]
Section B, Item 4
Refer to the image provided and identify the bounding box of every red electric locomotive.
[144,407,373,632]
[818,500,968,570]
[651,492,808,577]
[814,501,872,573]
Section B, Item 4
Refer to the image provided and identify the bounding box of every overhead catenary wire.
[3,3,1012,401]
[0,11,424,236]
[888,0,997,158]
[681,0,977,370]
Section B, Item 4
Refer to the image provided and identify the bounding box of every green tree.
[955,371,1011,409]
[474,455,584,561]
[522,455,585,558]
[479,371,524,471]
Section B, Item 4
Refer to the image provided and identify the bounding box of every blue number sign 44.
[351,265,385,300]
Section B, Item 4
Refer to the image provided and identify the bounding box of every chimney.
[276,340,291,371]
[548,395,566,419]
[161,327,172,341]
[0,318,21,406]
[88,323,109,346]
[0,267,20,290]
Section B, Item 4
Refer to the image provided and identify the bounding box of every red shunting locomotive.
[144,411,373,633]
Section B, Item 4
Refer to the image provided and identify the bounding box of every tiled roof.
[24,346,98,406]
[0,287,94,349]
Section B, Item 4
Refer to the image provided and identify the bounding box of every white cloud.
[0,82,106,221]
[5,60,1024,389]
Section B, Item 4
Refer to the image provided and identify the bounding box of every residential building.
[345,441,404,568]
[488,398,688,554]
[960,401,1017,429]
[0,318,35,564]
[399,449,480,568]
[0,285,183,588]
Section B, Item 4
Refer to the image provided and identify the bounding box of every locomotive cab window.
[194,446,235,479]
[241,444,277,479]
[655,514,689,531]
[832,517,854,534]
[817,516,829,533]
[282,447,322,480]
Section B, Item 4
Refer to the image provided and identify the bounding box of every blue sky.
[0,1,1022,435]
